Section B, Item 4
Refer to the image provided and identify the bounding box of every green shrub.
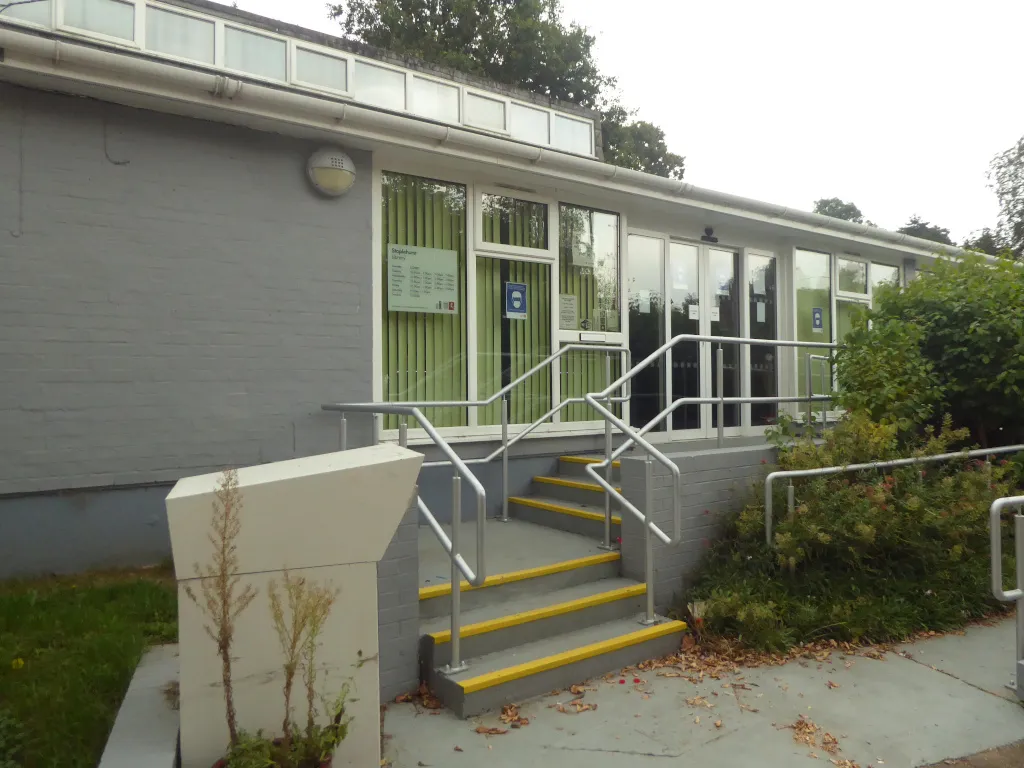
[836,254,1024,446]
[690,414,1022,651]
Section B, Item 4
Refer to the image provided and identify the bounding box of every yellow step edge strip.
[430,583,645,645]
[457,620,688,694]
[508,496,621,525]
[535,476,621,493]
[560,456,622,468]
[418,551,620,602]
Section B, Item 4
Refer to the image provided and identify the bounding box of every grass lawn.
[0,566,177,768]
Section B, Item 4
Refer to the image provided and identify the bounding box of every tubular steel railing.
[765,444,1024,547]
[582,334,837,623]
[320,403,485,672]
[989,495,1024,700]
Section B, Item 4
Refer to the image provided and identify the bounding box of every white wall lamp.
[307,147,357,197]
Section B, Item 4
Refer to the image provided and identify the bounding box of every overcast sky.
[219,0,1023,241]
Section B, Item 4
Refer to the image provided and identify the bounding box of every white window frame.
[474,185,557,263]
[290,41,352,99]
[462,88,510,136]
[143,1,217,68]
[550,112,595,156]
[406,71,461,124]
[58,0,143,49]
[220,21,290,84]
[835,253,871,301]
[350,56,408,112]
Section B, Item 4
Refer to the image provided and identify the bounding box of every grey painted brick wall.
[376,490,420,701]
[0,82,373,501]
[620,444,776,614]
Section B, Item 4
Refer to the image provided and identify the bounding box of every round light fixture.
[307,147,356,197]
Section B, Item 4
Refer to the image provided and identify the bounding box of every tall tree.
[990,135,1024,260]
[897,215,953,246]
[962,228,1005,256]
[812,197,867,223]
[330,0,685,179]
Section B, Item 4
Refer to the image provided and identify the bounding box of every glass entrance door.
[626,234,666,431]
[669,242,701,433]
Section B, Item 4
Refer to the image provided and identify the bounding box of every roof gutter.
[0,24,966,259]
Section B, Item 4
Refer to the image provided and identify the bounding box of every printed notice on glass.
[688,304,699,320]
[638,289,651,314]
[710,306,721,322]
[571,240,595,268]
[388,244,458,314]
[559,294,578,329]
[756,301,766,324]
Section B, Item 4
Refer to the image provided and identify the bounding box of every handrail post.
[1016,513,1024,697]
[447,471,467,673]
[398,417,408,448]
[638,456,655,626]
[372,413,380,446]
[765,475,774,547]
[787,481,795,519]
[500,396,509,523]
[716,344,725,449]
[339,414,347,451]
[805,354,813,430]
[641,455,657,625]
[603,353,613,550]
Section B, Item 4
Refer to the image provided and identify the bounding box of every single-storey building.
[0,0,959,581]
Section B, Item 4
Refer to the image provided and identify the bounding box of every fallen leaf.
[395,692,414,704]
[686,695,713,709]
[714,719,723,729]
[453,746,463,752]
[499,704,529,727]
[827,680,840,690]
[821,732,840,754]
[474,726,508,735]
[682,634,696,651]
[694,716,701,725]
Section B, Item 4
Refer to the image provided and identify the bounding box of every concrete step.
[508,494,620,541]
[531,475,622,508]
[418,550,621,620]
[430,617,687,718]
[420,577,644,671]
[557,455,621,483]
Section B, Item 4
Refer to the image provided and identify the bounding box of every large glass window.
[558,204,619,333]
[795,249,832,398]
[465,93,506,132]
[481,195,547,251]
[65,0,134,40]
[477,258,551,425]
[381,172,467,428]
[225,27,287,80]
[749,254,778,426]
[709,248,741,428]
[627,235,666,430]
[146,7,215,64]
[552,115,592,155]
[509,103,549,145]
[871,263,901,291]
[669,242,700,430]
[838,257,868,295]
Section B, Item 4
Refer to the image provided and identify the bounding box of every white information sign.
[688,304,700,320]
[559,294,578,329]
[388,244,458,314]
[571,240,595,268]
[710,306,721,322]
[638,289,651,314]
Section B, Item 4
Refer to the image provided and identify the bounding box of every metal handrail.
[582,333,838,623]
[766,444,1024,547]
[320,402,485,671]
[988,495,1024,699]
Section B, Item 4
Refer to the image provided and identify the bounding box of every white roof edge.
[0,21,972,261]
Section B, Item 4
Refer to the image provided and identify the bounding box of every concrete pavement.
[382,617,1024,768]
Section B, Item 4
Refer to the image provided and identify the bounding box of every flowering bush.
[690,414,1023,651]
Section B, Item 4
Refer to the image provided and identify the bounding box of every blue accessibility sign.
[505,281,527,320]
[812,307,824,333]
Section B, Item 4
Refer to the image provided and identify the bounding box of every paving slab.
[896,619,1019,701]
[382,618,1024,768]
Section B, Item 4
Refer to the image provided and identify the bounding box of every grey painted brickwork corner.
[620,445,776,614]
[376,490,420,701]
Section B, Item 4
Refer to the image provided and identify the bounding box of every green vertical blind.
[794,249,832,399]
[560,349,622,422]
[381,172,468,428]
[477,258,552,425]
[482,194,548,249]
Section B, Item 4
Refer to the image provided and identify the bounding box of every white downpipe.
[0,24,965,258]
